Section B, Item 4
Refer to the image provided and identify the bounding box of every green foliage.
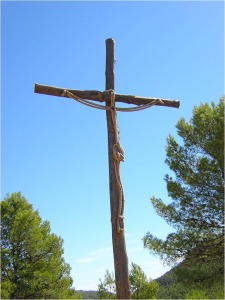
[143,98,224,297]
[1,192,78,299]
[76,290,98,299]
[156,264,224,299]
[185,289,209,299]
[156,268,189,299]
[129,263,159,299]
[97,263,159,299]
[97,270,116,299]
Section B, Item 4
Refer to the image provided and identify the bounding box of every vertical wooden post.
[105,38,131,299]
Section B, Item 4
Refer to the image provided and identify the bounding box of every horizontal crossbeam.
[34,83,180,108]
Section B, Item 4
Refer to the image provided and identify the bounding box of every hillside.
[155,267,189,299]
[155,261,224,299]
[76,290,98,299]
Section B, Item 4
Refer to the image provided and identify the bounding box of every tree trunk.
[105,38,131,299]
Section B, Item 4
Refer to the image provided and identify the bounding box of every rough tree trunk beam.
[34,38,180,300]
[34,83,180,108]
[105,38,131,299]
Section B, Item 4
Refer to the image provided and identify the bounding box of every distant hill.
[76,290,98,299]
[155,267,189,299]
[155,261,224,299]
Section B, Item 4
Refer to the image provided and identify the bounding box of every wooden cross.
[34,38,179,299]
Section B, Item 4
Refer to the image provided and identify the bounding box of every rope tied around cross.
[63,88,164,234]
[108,89,125,234]
[62,89,164,112]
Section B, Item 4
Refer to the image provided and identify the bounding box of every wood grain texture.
[105,38,131,299]
[34,83,180,108]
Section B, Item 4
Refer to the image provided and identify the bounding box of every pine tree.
[1,192,78,299]
[143,98,224,289]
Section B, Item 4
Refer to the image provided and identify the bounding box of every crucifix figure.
[34,38,179,299]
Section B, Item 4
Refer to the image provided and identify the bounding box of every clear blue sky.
[1,0,224,291]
